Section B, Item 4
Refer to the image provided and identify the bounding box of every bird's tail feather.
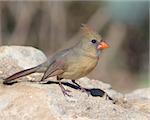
[3,66,39,84]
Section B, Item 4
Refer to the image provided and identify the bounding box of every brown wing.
[40,59,65,81]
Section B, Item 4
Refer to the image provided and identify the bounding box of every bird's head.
[79,24,109,56]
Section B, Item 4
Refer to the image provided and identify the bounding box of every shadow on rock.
[2,79,113,101]
[42,80,113,101]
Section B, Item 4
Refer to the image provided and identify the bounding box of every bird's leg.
[71,80,90,96]
[57,76,72,97]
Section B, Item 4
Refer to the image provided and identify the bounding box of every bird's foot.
[61,88,72,97]
[71,80,90,96]
[58,81,72,97]
[80,87,90,96]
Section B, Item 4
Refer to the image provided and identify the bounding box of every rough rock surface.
[0,46,149,120]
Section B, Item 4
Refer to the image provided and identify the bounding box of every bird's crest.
[80,24,102,41]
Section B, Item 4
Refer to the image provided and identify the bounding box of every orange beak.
[97,41,109,50]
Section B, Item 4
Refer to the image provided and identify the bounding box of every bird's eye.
[91,39,97,43]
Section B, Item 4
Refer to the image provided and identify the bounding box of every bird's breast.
[60,56,98,80]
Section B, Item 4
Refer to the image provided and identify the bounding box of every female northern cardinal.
[3,24,109,96]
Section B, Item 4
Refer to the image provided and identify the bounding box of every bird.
[3,24,109,97]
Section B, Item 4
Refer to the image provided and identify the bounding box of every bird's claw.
[62,89,72,97]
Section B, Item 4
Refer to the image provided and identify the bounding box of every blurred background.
[0,1,149,93]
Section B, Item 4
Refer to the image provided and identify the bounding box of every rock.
[126,88,150,99]
[0,46,47,81]
[124,88,150,115]
[0,46,149,120]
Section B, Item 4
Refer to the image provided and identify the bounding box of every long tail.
[3,66,40,84]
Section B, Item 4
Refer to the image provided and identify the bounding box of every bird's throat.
[82,51,99,59]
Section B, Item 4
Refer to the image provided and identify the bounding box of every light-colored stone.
[0,46,47,69]
[0,46,47,80]
[125,88,150,115]
[0,80,149,120]
[126,88,150,100]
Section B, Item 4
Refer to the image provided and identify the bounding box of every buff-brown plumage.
[3,24,109,96]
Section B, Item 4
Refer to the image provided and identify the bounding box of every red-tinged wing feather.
[40,60,65,81]
[3,66,39,84]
